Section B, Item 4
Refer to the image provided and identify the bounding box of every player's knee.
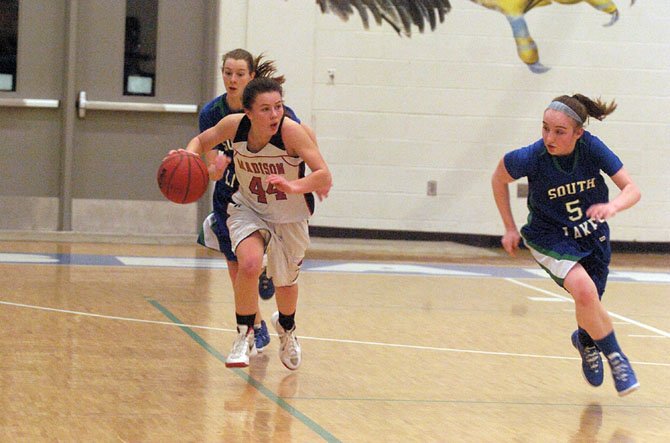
[236,256,263,278]
[571,288,600,309]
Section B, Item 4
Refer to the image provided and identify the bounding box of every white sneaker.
[271,311,302,370]
[225,325,257,368]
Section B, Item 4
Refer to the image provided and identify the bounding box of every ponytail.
[253,54,286,85]
[552,94,617,125]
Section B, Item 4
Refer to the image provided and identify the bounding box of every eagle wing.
[316,0,451,36]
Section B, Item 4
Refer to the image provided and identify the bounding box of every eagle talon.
[604,10,619,27]
[528,62,550,74]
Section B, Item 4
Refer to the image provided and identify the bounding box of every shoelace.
[232,333,252,356]
[278,329,298,356]
[610,356,630,382]
[583,345,601,371]
[285,332,299,357]
[259,272,271,289]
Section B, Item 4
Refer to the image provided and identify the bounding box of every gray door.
[0,0,216,235]
[0,1,66,231]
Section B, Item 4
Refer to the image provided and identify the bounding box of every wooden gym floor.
[0,238,668,442]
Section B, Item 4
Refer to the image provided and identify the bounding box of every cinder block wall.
[218,1,670,243]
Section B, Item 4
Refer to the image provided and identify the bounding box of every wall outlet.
[517,183,528,198]
[427,180,437,196]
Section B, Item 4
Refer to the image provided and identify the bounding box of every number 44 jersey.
[231,115,315,224]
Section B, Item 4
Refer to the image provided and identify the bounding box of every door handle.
[76,91,197,118]
[0,98,60,108]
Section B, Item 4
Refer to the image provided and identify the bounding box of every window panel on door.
[0,0,19,91]
[124,0,158,96]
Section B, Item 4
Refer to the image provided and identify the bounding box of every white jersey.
[230,115,315,223]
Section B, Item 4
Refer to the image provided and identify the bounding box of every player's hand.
[205,151,229,181]
[501,229,521,257]
[266,174,294,194]
[586,203,616,222]
[315,187,330,201]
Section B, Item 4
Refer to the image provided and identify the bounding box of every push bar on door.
[77,91,197,118]
[0,98,60,108]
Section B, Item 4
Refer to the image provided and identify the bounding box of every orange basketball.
[157,152,209,204]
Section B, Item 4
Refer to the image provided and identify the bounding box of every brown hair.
[242,77,283,110]
[552,94,617,126]
[221,48,285,85]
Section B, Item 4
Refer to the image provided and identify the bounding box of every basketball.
[157,151,209,204]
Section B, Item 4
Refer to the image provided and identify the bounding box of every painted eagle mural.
[316,0,636,73]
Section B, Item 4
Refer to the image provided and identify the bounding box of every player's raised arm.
[186,113,243,156]
[178,113,242,180]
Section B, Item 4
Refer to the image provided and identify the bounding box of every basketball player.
[491,94,641,396]
[197,49,307,353]
[180,77,332,369]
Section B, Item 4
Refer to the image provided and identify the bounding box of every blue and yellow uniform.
[504,130,623,296]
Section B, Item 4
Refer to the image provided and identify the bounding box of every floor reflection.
[249,353,270,381]
[221,357,302,441]
[570,403,636,443]
[271,372,300,439]
[570,403,603,443]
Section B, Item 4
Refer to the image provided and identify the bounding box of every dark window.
[0,0,19,92]
[124,0,158,96]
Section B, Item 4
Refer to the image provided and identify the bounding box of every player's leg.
[564,264,606,387]
[272,284,300,370]
[226,259,238,283]
[224,232,264,368]
[255,253,275,352]
[225,204,271,368]
[230,248,270,352]
[564,265,639,395]
[232,232,265,316]
[266,221,308,370]
[564,264,612,337]
[258,253,275,300]
[225,241,268,350]
[200,210,270,357]
[523,240,606,387]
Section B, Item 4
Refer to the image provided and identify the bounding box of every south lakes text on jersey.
[547,177,597,200]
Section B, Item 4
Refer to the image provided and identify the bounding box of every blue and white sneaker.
[258,268,275,300]
[606,352,640,396]
[571,330,604,387]
[254,320,271,352]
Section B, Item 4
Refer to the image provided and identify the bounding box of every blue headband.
[547,101,583,124]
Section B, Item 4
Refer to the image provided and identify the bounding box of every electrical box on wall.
[517,183,528,198]
[427,180,437,196]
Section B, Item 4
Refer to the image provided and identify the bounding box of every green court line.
[148,299,340,443]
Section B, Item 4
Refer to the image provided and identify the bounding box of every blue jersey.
[504,131,623,245]
[198,93,301,216]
